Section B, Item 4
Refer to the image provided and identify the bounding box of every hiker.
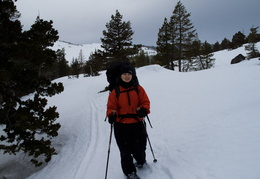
[106,64,150,179]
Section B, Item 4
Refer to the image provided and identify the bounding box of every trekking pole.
[143,120,157,163]
[146,115,153,128]
[147,134,157,163]
[105,124,113,179]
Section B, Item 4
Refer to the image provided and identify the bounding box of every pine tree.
[70,58,81,78]
[184,40,215,71]
[156,18,176,69]
[245,27,260,59]
[232,31,246,49]
[56,48,69,78]
[184,39,201,71]
[100,10,139,66]
[21,16,59,81]
[133,49,150,67]
[220,38,231,50]
[84,51,102,76]
[200,41,215,69]
[170,1,197,72]
[213,41,221,52]
[0,1,63,167]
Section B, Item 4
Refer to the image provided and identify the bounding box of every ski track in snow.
[73,98,99,178]
[71,78,108,179]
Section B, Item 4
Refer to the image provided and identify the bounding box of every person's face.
[121,73,132,83]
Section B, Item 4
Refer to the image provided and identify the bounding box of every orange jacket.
[107,85,150,124]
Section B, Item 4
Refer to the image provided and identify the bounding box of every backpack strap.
[115,85,139,98]
[115,85,120,98]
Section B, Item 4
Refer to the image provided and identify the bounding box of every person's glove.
[136,107,147,118]
[108,113,116,124]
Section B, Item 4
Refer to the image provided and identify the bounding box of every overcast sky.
[15,0,260,46]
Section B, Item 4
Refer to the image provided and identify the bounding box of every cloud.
[15,0,260,46]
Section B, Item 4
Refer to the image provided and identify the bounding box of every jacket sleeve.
[107,90,118,117]
[138,86,150,114]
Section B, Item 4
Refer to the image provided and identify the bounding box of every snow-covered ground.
[1,43,260,179]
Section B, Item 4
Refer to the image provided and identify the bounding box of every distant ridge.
[51,41,157,63]
[58,40,83,46]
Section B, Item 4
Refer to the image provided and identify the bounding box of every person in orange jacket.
[107,64,150,179]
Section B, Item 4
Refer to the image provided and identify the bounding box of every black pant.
[114,122,147,175]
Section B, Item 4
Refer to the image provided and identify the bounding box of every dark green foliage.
[69,50,89,78]
[82,10,140,73]
[220,38,232,50]
[216,28,259,52]
[199,41,215,69]
[0,88,63,167]
[231,31,246,49]
[100,10,139,66]
[70,58,81,78]
[0,0,63,166]
[213,41,221,52]
[55,48,70,78]
[0,0,22,83]
[156,18,176,70]
[170,1,197,72]
[84,51,102,76]
[245,27,260,59]
[183,40,215,71]
[133,50,150,67]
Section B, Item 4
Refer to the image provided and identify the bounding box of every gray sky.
[15,0,260,46]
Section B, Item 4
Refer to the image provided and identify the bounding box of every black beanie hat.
[120,65,133,75]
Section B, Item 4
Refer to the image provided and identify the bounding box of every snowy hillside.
[51,41,103,64]
[0,43,260,179]
[50,41,157,64]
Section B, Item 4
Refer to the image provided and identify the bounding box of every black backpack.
[106,62,139,97]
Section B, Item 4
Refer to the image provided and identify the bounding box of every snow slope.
[50,41,102,64]
[50,41,157,64]
[1,43,260,179]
